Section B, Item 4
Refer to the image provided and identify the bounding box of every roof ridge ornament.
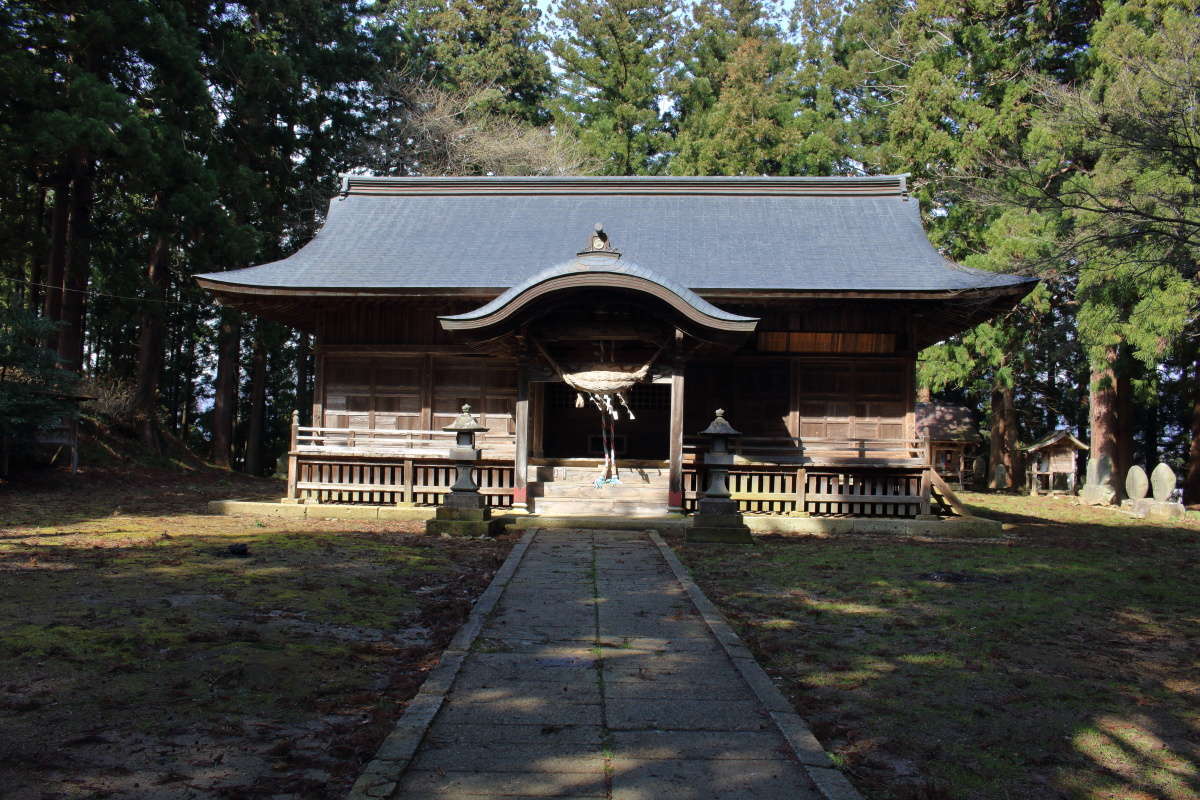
[578,222,619,257]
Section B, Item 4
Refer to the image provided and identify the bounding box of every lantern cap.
[699,408,741,438]
[443,403,489,433]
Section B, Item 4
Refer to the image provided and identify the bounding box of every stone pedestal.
[426,504,500,536]
[1120,497,1186,520]
[689,497,753,543]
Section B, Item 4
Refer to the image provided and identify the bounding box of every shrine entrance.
[540,381,671,461]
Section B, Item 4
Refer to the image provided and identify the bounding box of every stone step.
[529,465,670,484]
[532,498,670,517]
[537,484,667,501]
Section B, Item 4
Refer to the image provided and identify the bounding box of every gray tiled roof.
[915,403,981,442]
[195,176,1035,293]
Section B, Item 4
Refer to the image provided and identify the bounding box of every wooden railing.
[683,435,927,466]
[291,457,515,506]
[681,437,961,518]
[295,425,516,458]
[683,464,932,517]
[285,418,515,505]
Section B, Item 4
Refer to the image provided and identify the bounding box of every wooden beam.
[928,468,970,517]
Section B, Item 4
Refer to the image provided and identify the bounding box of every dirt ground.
[674,493,1200,800]
[0,465,515,799]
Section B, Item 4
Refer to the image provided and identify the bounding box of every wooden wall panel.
[319,352,516,436]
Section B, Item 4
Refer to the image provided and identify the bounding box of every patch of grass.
[677,492,1200,800]
[0,468,513,798]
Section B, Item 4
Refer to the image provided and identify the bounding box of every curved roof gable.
[195,175,1036,296]
[439,254,759,334]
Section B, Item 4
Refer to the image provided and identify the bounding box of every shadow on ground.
[677,492,1200,800]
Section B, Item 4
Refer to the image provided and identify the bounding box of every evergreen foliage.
[0,0,1197,492]
[550,0,681,175]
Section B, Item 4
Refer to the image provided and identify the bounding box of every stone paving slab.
[352,529,859,800]
[607,759,819,800]
[605,698,773,731]
[397,770,609,798]
[425,723,605,746]
[608,730,795,761]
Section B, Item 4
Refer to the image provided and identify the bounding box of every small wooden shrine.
[198,175,1035,518]
[915,403,980,488]
[1024,430,1088,495]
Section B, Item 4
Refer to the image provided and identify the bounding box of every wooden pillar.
[531,382,545,458]
[669,347,686,513]
[311,325,325,427]
[514,360,530,511]
[419,353,433,435]
[795,467,807,516]
[403,458,415,504]
[286,410,299,501]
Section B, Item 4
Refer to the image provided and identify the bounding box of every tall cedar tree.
[550,0,681,175]
[844,0,1100,488]
[669,0,802,175]
[388,0,554,122]
[1002,0,1200,499]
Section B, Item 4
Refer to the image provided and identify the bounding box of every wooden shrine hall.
[197,175,1035,518]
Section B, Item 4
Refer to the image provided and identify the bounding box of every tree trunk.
[989,383,1018,489]
[57,154,93,372]
[244,333,268,476]
[211,310,241,468]
[1142,393,1159,470]
[134,212,170,451]
[28,180,48,315]
[42,174,69,338]
[1089,346,1120,500]
[178,327,197,437]
[1185,353,1200,506]
[1115,370,1133,495]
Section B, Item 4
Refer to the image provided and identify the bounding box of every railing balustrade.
[295,425,516,458]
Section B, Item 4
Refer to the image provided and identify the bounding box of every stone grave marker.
[1124,465,1149,502]
[1151,463,1177,502]
[989,463,1008,490]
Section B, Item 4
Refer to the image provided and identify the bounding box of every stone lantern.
[426,404,498,536]
[444,404,489,508]
[688,409,753,543]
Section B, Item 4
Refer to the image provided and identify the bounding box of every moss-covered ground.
[0,466,513,798]
[674,493,1200,800]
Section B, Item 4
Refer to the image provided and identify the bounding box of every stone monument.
[1124,465,1149,503]
[1151,463,1177,502]
[1080,455,1117,506]
[1119,463,1185,520]
[688,410,753,543]
[971,456,987,490]
[988,463,1008,490]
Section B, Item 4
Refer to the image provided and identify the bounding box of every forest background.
[1,0,1197,502]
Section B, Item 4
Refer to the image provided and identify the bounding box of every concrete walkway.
[357,530,859,800]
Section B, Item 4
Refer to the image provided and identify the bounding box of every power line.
[0,275,214,308]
